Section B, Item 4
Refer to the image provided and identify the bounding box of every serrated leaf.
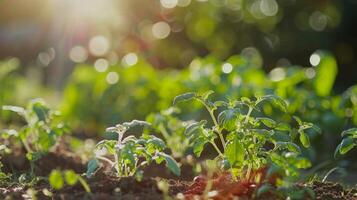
[157,152,181,176]
[218,109,239,131]
[49,170,64,190]
[123,120,151,128]
[257,117,276,128]
[341,128,357,137]
[299,132,310,148]
[259,95,288,112]
[173,92,196,105]
[339,137,355,155]
[184,120,206,137]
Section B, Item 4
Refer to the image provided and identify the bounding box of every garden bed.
[1,150,356,200]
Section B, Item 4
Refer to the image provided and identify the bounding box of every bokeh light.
[69,46,88,63]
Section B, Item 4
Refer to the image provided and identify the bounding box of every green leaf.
[339,137,355,155]
[2,105,25,116]
[49,170,64,190]
[192,137,209,157]
[294,158,311,169]
[341,128,357,137]
[64,170,78,185]
[259,95,288,112]
[218,109,239,131]
[31,101,49,121]
[225,135,244,167]
[199,90,214,101]
[313,53,337,97]
[184,120,206,137]
[276,142,301,153]
[293,116,303,126]
[86,158,99,178]
[299,132,310,148]
[122,120,151,128]
[275,123,291,132]
[157,152,181,176]
[173,92,196,105]
[257,117,276,128]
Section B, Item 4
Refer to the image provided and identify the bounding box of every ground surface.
[1,150,356,200]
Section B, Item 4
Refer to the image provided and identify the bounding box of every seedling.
[1,99,67,162]
[174,91,320,179]
[88,120,180,178]
[49,169,91,193]
[334,128,357,157]
[146,107,190,158]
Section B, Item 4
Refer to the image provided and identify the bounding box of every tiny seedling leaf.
[49,170,64,190]
[86,158,99,178]
[64,170,78,185]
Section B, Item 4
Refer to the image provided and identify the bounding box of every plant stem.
[77,176,91,193]
[210,141,224,157]
[200,100,226,149]
[244,107,253,124]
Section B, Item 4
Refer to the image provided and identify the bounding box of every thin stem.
[200,100,226,149]
[210,141,224,157]
[77,176,91,193]
[244,107,253,124]
[96,156,115,166]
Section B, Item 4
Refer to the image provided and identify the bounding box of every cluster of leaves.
[88,120,180,178]
[1,99,68,162]
[49,169,90,193]
[335,128,357,157]
[145,107,190,158]
[174,91,321,179]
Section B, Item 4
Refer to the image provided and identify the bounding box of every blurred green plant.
[49,169,91,193]
[1,99,68,171]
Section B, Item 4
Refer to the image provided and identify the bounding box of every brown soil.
[1,150,356,200]
[312,181,357,200]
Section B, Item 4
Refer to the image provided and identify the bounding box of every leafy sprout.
[1,99,68,163]
[174,91,320,180]
[334,128,357,157]
[87,120,180,178]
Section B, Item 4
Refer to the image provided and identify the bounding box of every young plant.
[49,169,91,193]
[174,91,320,180]
[334,128,357,157]
[88,120,180,178]
[145,107,190,158]
[1,99,67,162]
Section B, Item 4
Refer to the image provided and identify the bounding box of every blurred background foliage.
[0,0,356,174]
